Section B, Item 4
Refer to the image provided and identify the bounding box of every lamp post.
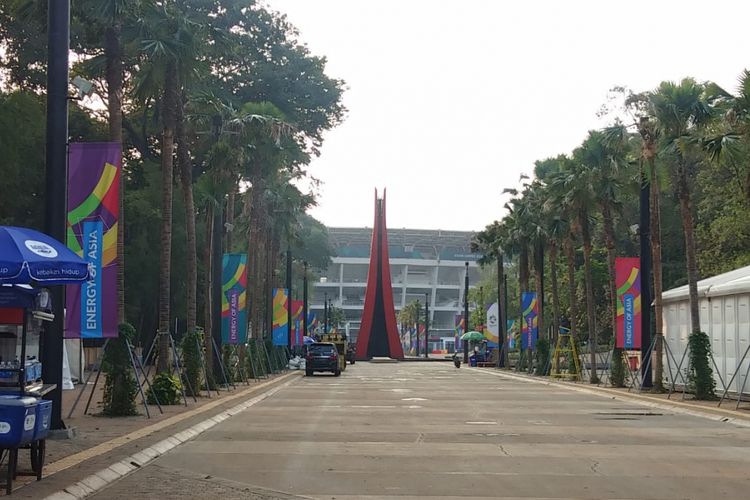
[43,0,70,430]
[640,158,653,387]
[323,292,328,335]
[286,247,292,349]
[463,261,470,363]
[504,275,509,367]
[302,261,308,340]
[497,247,506,368]
[415,299,420,357]
[424,293,429,359]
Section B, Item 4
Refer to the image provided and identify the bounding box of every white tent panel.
[724,297,738,392]
[738,295,750,394]
[662,264,750,396]
[710,298,725,386]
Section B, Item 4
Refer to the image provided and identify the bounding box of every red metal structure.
[354,189,404,360]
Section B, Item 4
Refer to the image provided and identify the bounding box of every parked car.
[306,343,340,376]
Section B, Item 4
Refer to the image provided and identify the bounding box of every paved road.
[92,362,750,499]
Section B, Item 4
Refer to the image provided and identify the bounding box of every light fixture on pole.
[497,245,506,368]
[303,261,308,339]
[463,261,470,364]
[415,299,420,358]
[424,293,429,359]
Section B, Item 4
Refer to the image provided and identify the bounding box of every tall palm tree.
[583,129,630,385]
[549,156,599,383]
[135,1,203,372]
[648,79,714,336]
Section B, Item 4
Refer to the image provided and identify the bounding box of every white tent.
[662,264,750,396]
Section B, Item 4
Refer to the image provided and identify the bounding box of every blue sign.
[80,221,103,338]
[623,293,634,349]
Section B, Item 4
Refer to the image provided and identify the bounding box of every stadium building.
[311,227,480,352]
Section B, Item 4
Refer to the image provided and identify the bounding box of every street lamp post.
[497,248,506,368]
[43,0,70,430]
[424,293,429,359]
[286,247,292,349]
[415,300,420,357]
[302,261,308,340]
[463,261,470,363]
[640,158,653,387]
[324,292,328,334]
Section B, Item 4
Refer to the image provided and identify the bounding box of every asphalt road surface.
[91,362,750,499]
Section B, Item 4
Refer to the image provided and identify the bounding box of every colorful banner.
[521,292,538,350]
[507,320,516,349]
[454,314,464,349]
[616,257,642,349]
[484,302,500,346]
[221,254,247,345]
[307,312,318,334]
[290,300,303,346]
[272,288,289,346]
[65,142,120,338]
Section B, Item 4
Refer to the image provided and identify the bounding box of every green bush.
[610,347,625,387]
[181,328,202,397]
[147,372,182,405]
[688,331,716,400]
[101,323,139,416]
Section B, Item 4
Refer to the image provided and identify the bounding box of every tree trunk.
[549,243,560,348]
[203,204,214,376]
[563,235,578,341]
[534,242,544,341]
[602,202,624,386]
[177,98,197,338]
[105,22,125,325]
[677,161,701,333]
[601,204,618,345]
[157,62,178,373]
[581,215,598,383]
[225,186,236,251]
[650,156,664,390]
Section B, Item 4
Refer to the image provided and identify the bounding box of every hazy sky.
[267,0,750,232]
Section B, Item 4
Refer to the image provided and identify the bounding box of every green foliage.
[181,328,203,397]
[147,372,183,406]
[534,338,550,376]
[610,347,625,387]
[101,324,139,417]
[688,331,716,400]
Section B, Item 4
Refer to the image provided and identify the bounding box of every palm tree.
[704,70,750,204]
[583,129,630,385]
[549,156,599,383]
[135,1,204,372]
[648,79,714,336]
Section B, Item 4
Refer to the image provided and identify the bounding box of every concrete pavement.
[88,362,750,499]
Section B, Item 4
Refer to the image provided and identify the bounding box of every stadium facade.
[311,227,480,351]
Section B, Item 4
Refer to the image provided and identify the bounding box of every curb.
[468,367,750,429]
[42,374,300,500]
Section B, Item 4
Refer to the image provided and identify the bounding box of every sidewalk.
[469,367,750,427]
[7,370,301,498]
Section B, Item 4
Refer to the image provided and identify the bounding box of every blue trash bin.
[0,395,38,447]
[33,400,52,440]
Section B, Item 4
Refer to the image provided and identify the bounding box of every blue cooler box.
[33,400,51,440]
[0,395,37,447]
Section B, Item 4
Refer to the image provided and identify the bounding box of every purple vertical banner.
[521,292,538,351]
[65,143,120,338]
[221,254,248,344]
